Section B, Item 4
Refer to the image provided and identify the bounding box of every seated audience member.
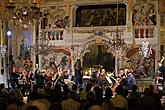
[127,85,141,110]
[7,92,22,110]
[93,85,104,105]
[52,84,63,102]
[23,98,51,110]
[102,87,114,110]
[0,89,7,110]
[89,105,103,110]
[104,87,113,100]
[26,106,39,110]
[149,85,162,110]
[62,84,70,99]
[49,102,63,110]
[9,82,17,94]
[139,88,154,110]
[111,85,128,110]
[102,100,114,110]
[80,91,95,110]
[61,91,80,110]
[0,83,8,96]
[71,84,80,101]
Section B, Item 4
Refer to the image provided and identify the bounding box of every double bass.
[154,56,164,92]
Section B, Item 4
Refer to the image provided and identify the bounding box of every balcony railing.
[133,26,155,38]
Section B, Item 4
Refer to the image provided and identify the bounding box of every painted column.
[70,5,75,77]
[32,19,36,72]
[0,19,3,84]
[0,19,7,87]
[38,55,42,71]
[38,19,42,71]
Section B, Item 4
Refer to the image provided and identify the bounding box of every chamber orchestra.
[8,53,165,96]
[11,59,138,94]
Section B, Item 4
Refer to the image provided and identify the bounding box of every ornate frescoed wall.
[42,49,71,73]
[20,31,32,58]
[83,44,115,72]
[75,3,126,27]
[125,47,155,78]
[23,0,159,75]
[159,0,165,14]
[41,6,69,41]
[132,0,157,25]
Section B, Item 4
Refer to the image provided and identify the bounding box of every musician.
[74,59,81,85]
[117,69,128,89]
[98,68,109,87]
[107,72,116,85]
[91,69,99,85]
[18,72,26,95]
[157,57,165,92]
[34,64,40,76]
[125,69,136,90]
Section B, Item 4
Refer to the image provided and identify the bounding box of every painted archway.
[79,36,115,72]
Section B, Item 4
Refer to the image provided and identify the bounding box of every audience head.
[144,87,150,95]
[0,83,5,89]
[132,85,138,92]
[68,91,77,100]
[26,106,39,110]
[102,100,114,110]
[115,85,124,95]
[49,102,63,110]
[87,91,95,101]
[86,83,92,92]
[11,82,16,89]
[72,84,77,92]
[89,105,103,110]
[149,84,154,93]
[105,87,113,99]
[54,84,62,92]
[63,84,69,96]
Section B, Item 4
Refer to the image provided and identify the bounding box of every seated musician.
[117,68,128,89]
[155,71,163,91]
[107,72,116,85]
[124,68,136,90]
[91,69,99,85]
[157,57,165,92]
[99,68,109,87]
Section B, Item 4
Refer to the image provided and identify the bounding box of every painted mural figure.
[148,8,156,25]
[139,41,151,58]
[49,58,58,74]
[132,2,156,26]
[133,7,145,25]
[76,4,126,27]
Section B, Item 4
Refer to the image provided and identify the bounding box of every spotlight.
[23,11,27,15]
[6,29,12,39]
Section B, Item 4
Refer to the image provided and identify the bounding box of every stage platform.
[136,77,154,92]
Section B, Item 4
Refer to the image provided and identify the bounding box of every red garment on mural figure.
[52,66,58,73]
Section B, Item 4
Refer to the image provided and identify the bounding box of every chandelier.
[109,28,126,51]
[109,1,126,51]
[6,0,40,26]
[30,31,55,55]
